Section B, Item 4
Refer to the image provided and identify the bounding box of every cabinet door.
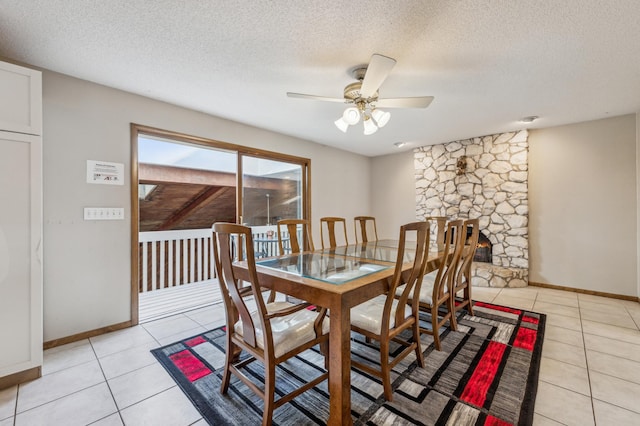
[0,131,42,377]
[0,61,42,135]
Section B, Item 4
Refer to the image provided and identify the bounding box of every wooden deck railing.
[138,226,288,293]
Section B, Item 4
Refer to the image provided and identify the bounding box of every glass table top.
[370,239,445,253]
[256,252,390,285]
[321,243,416,263]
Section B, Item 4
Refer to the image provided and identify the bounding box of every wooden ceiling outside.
[138,163,299,231]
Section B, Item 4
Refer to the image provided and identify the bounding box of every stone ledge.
[470,262,528,288]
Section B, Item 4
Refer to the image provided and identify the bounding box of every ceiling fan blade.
[286,92,346,103]
[360,54,397,99]
[375,96,434,108]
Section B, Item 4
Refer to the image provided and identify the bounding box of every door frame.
[129,124,311,325]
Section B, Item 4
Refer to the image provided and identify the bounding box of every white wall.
[638,112,640,299]
[371,150,417,239]
[529,115,637,296]
[372,115,639,297]
[42,70,371,342]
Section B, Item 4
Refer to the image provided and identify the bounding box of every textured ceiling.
[1,0,640,156]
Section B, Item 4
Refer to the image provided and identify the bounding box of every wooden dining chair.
[450,218,480,326]
[402,219,465,351]
[320,216,348,249]
[425,216,447,245]
[353,216,378,243]
[212,223,329,426]
[350,221,429,401]
[277,218,315,254]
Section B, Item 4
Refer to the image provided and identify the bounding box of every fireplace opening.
[469,229,492,263]
[445,226,493,263]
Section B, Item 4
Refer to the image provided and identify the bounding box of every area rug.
[151,301,545,425]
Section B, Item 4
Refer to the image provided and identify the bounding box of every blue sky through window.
[138,136,299,176]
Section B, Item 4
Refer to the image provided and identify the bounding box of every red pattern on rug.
[169,349,211,382]
[474,301,521,315]
[484,414,513,426]
[460,341,507,407]
[152,301,546,425]
[185,336,207,347]
[513,327,537,351]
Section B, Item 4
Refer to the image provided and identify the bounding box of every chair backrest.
[386,221,431,333]
[457,218,480,286]
[212,223,270,350]
[431,219,465,300]
[277,219,315,254]
[354,216,378,243]
[320,217,348,249]
[425,216,447,245]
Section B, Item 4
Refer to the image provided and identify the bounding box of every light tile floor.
[1,287,639,425]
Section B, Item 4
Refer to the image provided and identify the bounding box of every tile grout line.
[577,297,597,425]
[532,288,595,425]
[11,384,18,426]
[624,304,640,330]
[88,338,125,425]
[579,297,640,421]
[11,341,107,420]
[87,324,167,423]
[591,395,640,417]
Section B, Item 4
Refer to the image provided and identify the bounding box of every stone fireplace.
[471,230,492,263]
[415,131,529,287]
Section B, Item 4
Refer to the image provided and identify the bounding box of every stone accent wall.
[414,131,529,287]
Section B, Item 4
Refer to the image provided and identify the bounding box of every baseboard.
[43,320,133,350]
[528,281,640,303]
[0,366,41,390]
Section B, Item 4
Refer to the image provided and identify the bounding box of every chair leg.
[449,296,458,331]
[221,339,237,394]
[262,362,276,426]
[413,323,425,368]
[220,363,232,394]
[431,306,441,351]
[320,340,329,370]
[379,339,393,401]
[466,286,474,316]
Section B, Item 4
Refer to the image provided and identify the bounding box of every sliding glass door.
[240,156,306,257]
[131,124,311,324]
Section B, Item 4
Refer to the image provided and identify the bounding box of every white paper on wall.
[86,160,124,185]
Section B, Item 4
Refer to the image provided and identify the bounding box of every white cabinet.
[0,61,42,135]
[0,61,42,384]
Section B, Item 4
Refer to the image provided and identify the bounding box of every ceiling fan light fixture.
[334,117,349,132]
[287,54,434,135]
[363,116,378,135]
[342,107,361,125]
[371,109,391,127]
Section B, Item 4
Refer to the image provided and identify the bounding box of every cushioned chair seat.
[351,295,412,335]
[396,271,436,304]
[235,301,330,358]
[418,272,436,304]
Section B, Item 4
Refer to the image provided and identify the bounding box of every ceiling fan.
[287,54,434,135]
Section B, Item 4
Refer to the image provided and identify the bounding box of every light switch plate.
[84,207,124,220]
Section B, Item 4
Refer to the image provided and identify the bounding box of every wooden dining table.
[232,241,444,425]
